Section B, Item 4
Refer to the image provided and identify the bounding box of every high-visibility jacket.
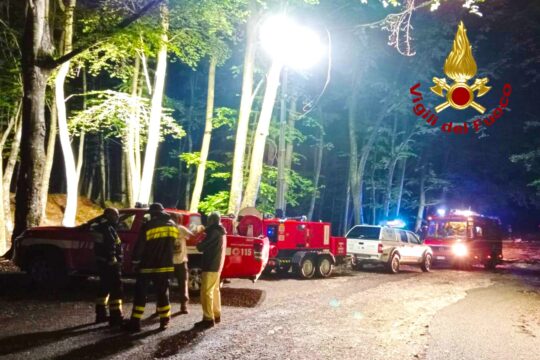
[132,213,178,273]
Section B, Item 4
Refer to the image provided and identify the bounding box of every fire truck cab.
[422,209,503,269]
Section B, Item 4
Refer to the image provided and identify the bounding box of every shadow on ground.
[0,322,105,356]
[154,326,205,358]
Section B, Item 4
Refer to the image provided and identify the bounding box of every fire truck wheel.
[386,253,400,274]
[28,252,67,288]
[296,257,316,279]
[188,268,202,293]
[316,256,333,278]
[421,253,432,272]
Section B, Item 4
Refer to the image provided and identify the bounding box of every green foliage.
[69,90,185,142]
[257,165,315,214]
[213,107,237,129]
[155,166,178,181]
[179,152,222,170]
[199,191,230,214]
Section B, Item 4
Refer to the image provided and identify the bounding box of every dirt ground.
[0,242,539,360]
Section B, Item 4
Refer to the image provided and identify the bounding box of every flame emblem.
[430,21,491,113]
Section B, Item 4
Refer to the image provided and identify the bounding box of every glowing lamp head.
[386,219,406,228]
[260,15,323,69]
[452,241,468,257]
[437,208,446,216]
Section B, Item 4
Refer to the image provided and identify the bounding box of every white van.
[346,225,433,273]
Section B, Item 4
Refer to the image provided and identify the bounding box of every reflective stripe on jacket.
[133,213,177,273]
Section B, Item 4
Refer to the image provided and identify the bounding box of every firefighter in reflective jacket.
[93,208,124,326]
[126,203,178,332]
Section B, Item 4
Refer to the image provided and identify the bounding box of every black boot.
[159,317,170,331]
[109,310,123,327]
[95,305,108,324]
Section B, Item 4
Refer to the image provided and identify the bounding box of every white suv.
[346,225,433,274]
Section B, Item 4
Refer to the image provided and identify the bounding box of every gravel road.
[1,245,539,360]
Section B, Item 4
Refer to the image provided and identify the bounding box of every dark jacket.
[196,224,226,272]
[133,213,177,273]
[94,220,122,265]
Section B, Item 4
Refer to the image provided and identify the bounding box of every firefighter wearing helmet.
[126,203,178,332]
[93,207,124,326]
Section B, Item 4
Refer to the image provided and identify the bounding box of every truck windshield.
[346,226,381,240]
[428,221,468,238]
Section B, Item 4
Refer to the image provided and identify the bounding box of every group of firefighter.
[93,203,226,332]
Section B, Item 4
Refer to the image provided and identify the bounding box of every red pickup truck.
[13,208,269,289]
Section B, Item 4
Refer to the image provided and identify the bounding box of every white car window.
[382,227,395,241]
[407,232,421,245]
[398,230,409,243]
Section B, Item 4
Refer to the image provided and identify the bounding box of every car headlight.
[452,243,468,257]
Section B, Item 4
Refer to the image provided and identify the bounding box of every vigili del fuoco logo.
[410,21,512,135]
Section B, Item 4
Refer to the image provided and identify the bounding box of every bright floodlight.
[437,208,446,216]
[260,15,323,69]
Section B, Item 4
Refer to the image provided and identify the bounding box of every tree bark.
[13,0,54,241]
[395,158,407,217]
[137,1,168,204]
[415,166,426,232]
[308,117,323,221]
[241,60,283,209]
[190,56,217,212]
[383,156,398,219]
[126,54,141,206]
[3,112,22,240]
[227,0,257,215]
[347,91,360,225]
[99,134,107,207]
[55,0,78,226]
[282,96,296,214]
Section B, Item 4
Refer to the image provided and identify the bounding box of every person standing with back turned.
[93,208,124,326]
[170,212,193,314]
[195,211,226,329]
[126,203,178,332]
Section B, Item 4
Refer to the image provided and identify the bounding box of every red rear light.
[378,243,383,254]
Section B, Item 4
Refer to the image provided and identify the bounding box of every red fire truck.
[13,208,269,289]
[422,209,503,269]
[221,208,347,279]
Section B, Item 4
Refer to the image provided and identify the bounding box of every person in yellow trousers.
[195,212,226,329]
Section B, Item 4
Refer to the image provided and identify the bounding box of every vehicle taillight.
[378,243,383,254]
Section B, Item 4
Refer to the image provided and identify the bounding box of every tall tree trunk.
[13,0,54,241]
[190,56,217,212]
[369,158,377,225]
[395,158,407,217]
[137,1,168,204]
[343,181,351,234]
[228,0,257,215]
[126,55,140,207]
[55,0,78,226]
[415,166,426,232]
[184,133,193,208]
[308,118,323,221]
[3,113,22,240]
[41,96,57,220]
[347,91,360,225]
[99,134,107,207]
[241,60,283,209]
[282,96,296,214]
[383,157,398,219]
